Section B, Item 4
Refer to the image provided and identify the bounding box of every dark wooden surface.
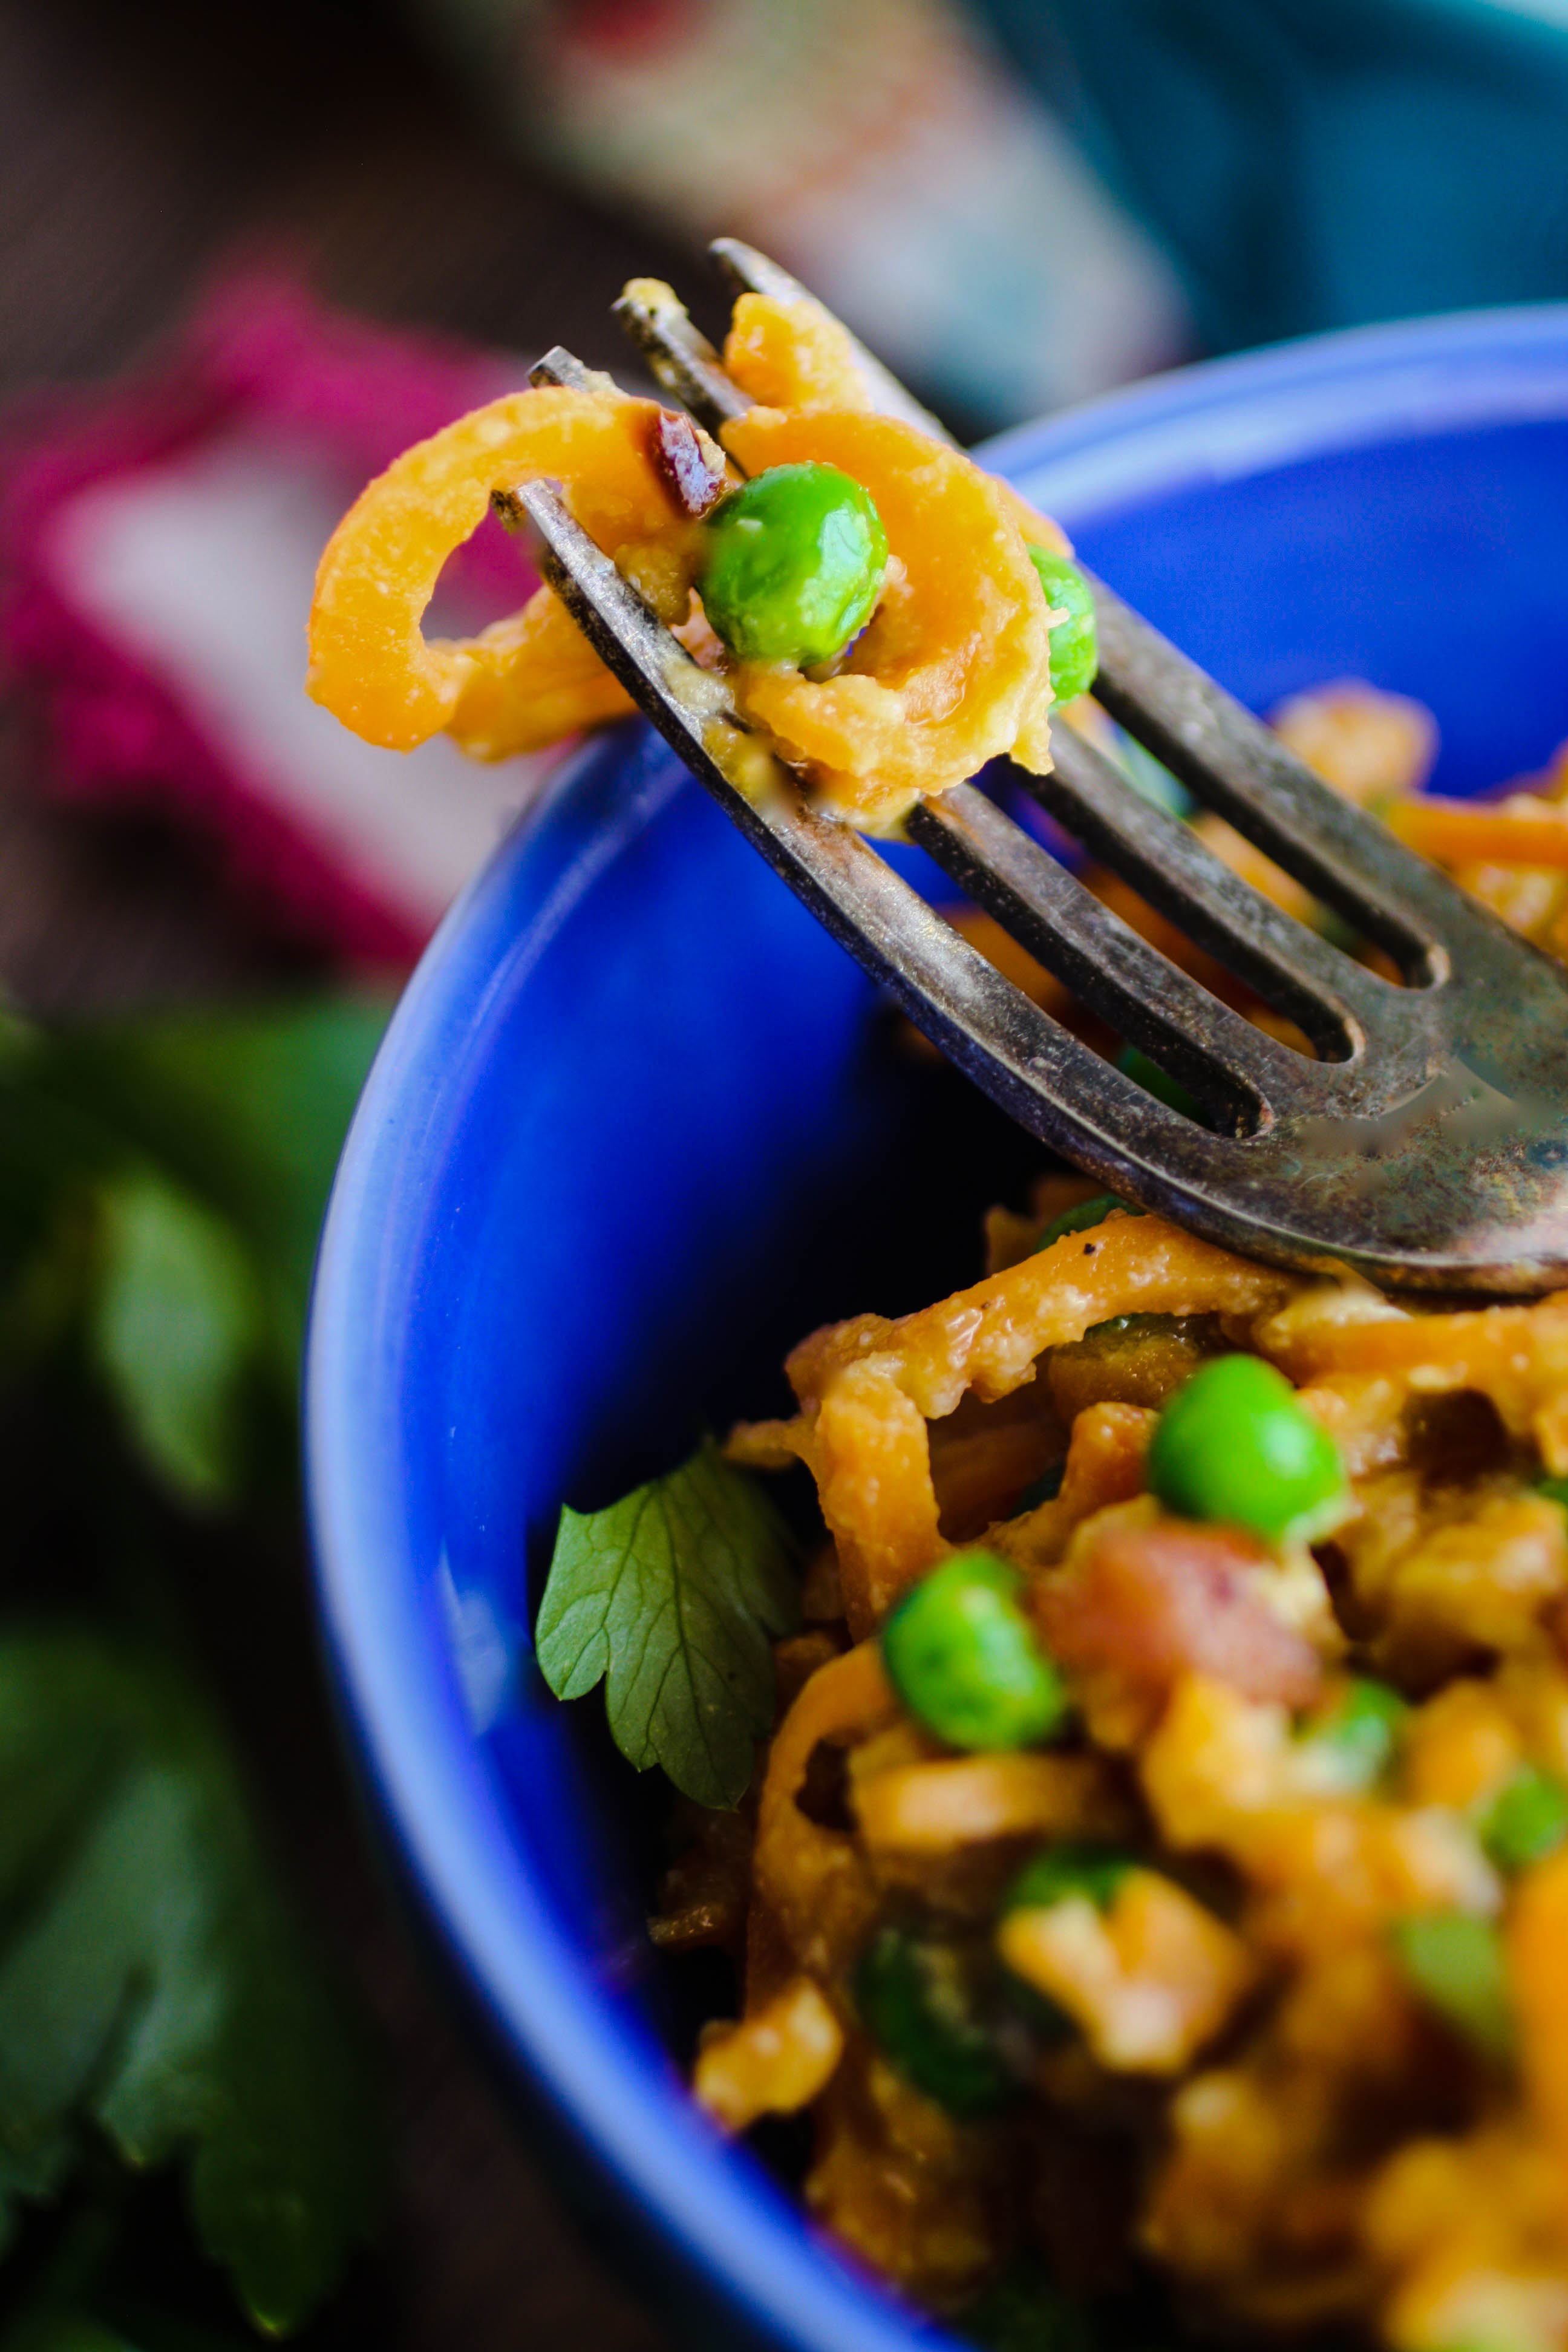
[0,1,699,2341]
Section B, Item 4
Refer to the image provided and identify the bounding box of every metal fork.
[511,240,1568,1295]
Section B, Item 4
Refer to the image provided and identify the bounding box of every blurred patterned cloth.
[2,273,549,967]
[407,0,1192,429]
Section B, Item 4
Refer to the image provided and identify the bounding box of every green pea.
[881,1549,1070,1751]
[1537,1473,1568,1511]
[1116,1044,1202,1121]
[699,462,887,667]
[1148,1353,1348,1546]
[1298,1677,1408,1791]
[1027,547,1098,705]
[1391,1913,1513,2061]
[853,1924,1018,2118]
[1035,1194,1142,1252]
[1480,1765,1568,1872]
[1005,1843,1135,1916]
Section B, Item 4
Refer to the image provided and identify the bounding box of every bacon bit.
[648,407,727,517]
[1036,1518,1324,1710]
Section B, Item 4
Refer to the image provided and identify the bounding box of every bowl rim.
[305,298,1568,2352]
[986,295,1568,526]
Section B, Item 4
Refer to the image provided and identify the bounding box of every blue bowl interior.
[1078,420,1568,792]
[308,307,1568,2352]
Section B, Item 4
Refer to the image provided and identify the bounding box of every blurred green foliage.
[0,999,388,2346]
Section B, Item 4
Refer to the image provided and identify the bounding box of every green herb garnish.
[1034,1194,1142,1252]
[1392,1913,1514,2061]
[1480,1765,1568,1872]
[853,1926,1020,2120]
[535,1440,800,1808]
[1005,1844,1136,1916]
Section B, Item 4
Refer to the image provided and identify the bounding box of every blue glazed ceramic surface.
[307,305,1568,2352]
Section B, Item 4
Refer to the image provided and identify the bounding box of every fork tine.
[908,783,1300,1134]
[512,420,1286,1129]
[609,281,751,436]
[639,258,1500,998]
[708,238,956,443]
[1032,720,1405,1062]
[514,469,1242,1207]
[592,273,1478,1051]
[1085,575,1455,983]
[512,284,1568,1285]
[608,255,1485,999]
[583,286,1367,1109]
[531,347,607,397]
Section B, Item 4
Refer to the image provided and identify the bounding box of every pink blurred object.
[1,268,555,967]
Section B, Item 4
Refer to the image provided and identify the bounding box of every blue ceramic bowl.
[307,305,1568,2352]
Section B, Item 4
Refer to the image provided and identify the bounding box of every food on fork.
[307,284,1084,831]
[312,246,1568,1290]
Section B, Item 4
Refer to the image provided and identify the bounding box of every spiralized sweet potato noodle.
[731,1213,1298,1633]
[722,291,876,415]
[1390,795,1568,871]
[308,385,679,751]
[753,1641,898,1981]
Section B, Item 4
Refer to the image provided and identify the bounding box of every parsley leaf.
[535,1442,801,1809]
[0,1633,382,2333]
